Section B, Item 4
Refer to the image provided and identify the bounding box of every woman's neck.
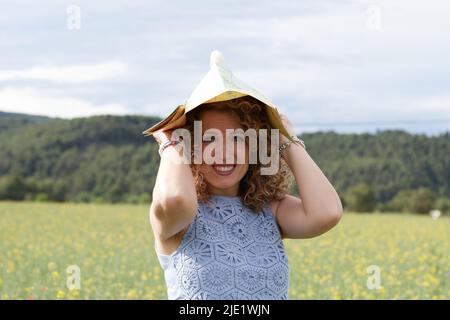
[207,185,239,197]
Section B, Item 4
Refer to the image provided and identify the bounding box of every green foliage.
[0,111,53,132]
[0,174,26,200]
[1,202,449,299]
[0,113,160,204]
[435,197,450,214]
[34,193,49,202]
[0,112,449,212]
[300,130,449,213]
[345,182,375,212]
[386,188,437,214]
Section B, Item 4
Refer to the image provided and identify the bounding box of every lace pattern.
[156,195,289,300]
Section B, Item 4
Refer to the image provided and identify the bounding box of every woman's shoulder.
[269,198,281,219]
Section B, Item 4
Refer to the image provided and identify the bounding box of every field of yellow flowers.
[0,201,448,300]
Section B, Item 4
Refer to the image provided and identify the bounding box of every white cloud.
[0,60,128,84]
[413,94,450,116]
[0,0,449,134]
[0,87,129,118]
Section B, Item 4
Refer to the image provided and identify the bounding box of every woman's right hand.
[149,126,198,243]
[153,129,173,145]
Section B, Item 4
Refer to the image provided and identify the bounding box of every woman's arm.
[149,130,198,241]
[274,115,343,239]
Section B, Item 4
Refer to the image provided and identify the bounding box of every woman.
[149,95,343,300]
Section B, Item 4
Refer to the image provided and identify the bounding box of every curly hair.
[183,95,294,213]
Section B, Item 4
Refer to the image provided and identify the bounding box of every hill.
[0,111,448,210]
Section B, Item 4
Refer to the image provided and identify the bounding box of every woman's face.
[198,109,249,196]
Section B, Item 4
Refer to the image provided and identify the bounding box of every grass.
[0,201,448,300]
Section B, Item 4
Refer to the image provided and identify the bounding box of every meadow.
[0,201,448,300]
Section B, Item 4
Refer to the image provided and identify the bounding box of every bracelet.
[279,136,306,153]
[158,139,181,156]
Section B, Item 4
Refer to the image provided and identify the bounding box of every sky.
[0,0,449,135]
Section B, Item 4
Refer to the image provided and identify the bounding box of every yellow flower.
[127,289,138,299]
[0,201,448,300]
[52,271,61,281]
[144,291,155,300]
[69,289,80,299]
[6,261,15,273]
[56,290,65,299]
[48,262,56,271]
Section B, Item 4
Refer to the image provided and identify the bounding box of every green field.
[0,201,448,300]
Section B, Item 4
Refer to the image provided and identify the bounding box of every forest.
[0,111,449,214]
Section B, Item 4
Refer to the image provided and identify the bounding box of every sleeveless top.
[155,195,290,300]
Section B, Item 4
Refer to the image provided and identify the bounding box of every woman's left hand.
[279,113,296,144]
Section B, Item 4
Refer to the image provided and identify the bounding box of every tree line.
[0,111,449,214]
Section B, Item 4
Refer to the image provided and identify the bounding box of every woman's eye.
[203,136,215,143]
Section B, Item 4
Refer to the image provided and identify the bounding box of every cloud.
[0,0,449,135]
[413,94,450,117]
[0,87,129,118]
[0,61,128,84]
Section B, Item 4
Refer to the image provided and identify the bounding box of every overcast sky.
[0,0,449,135]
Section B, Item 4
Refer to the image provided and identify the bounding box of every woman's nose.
[210,142,236,160]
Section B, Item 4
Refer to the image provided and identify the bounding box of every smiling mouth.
[212,164,236,176]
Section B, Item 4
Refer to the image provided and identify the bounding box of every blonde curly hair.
[183,95,293,213]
